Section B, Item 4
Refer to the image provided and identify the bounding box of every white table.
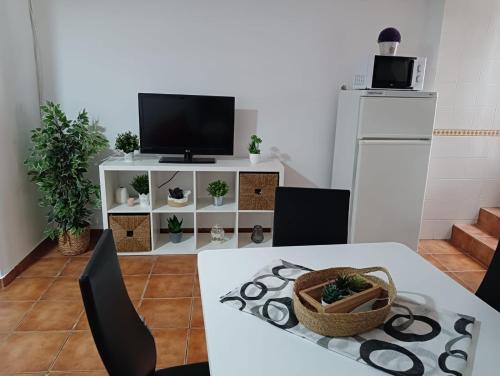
[198,242,499,375]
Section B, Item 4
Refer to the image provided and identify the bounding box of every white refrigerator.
[331,90,437,250]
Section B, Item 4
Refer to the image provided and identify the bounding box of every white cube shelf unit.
[99,156,284,254]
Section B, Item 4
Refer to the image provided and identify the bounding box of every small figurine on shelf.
[251,225,264,243]
[210,224,225,242]
[167,187,191,207]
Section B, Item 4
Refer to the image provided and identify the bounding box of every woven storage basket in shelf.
[239,172,279,210]
[58,227,90,256]
[293,266,396,337]
[109,214,151,252]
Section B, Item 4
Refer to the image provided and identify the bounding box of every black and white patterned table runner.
[220,259,476,376]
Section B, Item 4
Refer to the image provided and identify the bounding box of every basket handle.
[351,266,395,299]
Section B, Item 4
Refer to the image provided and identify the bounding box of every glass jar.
[210,224,225,242]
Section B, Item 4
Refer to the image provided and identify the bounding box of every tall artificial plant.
[25,102,108,239]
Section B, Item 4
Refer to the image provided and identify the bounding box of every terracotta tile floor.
[0,238,487,375]
[0,243,206,375]
[417,239,487,292]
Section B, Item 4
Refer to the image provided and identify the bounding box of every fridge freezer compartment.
[358,97,436,139]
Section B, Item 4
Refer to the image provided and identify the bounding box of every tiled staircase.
[451,207,500,267]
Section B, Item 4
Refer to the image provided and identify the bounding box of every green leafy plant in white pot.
[248,134,262,165]
[167,215,183,243]
[25,102,108,255]
[115,131,139,162]
[131,174,150,207]
[207,180,229,206]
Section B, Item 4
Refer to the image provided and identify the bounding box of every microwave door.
[372,56,415,89]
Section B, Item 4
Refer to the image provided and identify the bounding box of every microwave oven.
[353,55,426,90]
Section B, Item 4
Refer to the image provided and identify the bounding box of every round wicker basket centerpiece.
[58,227,90,256]
[293,266,396,337]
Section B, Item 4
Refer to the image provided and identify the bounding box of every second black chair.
[79,230,210,376]
[475,240,500,312]
[272,187,350,247]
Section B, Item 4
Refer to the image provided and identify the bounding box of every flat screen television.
[138,93,235,163]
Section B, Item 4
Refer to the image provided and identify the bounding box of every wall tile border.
[433,129,500,137]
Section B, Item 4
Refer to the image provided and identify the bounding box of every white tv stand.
[99,156,284,255]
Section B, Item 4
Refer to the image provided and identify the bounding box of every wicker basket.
[58,227,91,256]
[293,266,396,337]
[109,214,151,252]
[239,172,279,210]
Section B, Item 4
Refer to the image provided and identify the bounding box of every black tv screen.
[139,93,235,155]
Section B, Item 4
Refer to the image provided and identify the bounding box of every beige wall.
[0,0,45,277]
[421,0,500,239]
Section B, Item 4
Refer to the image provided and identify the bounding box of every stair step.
[477,207,500,238]
[450,224,497,267]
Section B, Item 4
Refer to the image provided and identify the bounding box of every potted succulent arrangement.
[25,101,108,255]
[321,274,371,305]
[167,215,183,243]
[131,174,150,207]
[377,27,401,56]
[115,131,139,162]
[248,134,262,165]
[207,180,229,206]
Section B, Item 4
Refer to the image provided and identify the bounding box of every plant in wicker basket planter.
[115,131,139,161]
[131,174,150,207]
[167,215,183,243]
[321,274,371,304]
[25,102,108,255]
[207,180,229,206]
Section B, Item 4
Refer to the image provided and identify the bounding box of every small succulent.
[169,187,184,199]
[167,215,183,234]
[322,283,345,304]
[131,174,149,195]
[349,275,370,292]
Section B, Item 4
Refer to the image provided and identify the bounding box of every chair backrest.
[476,240,500,312]
[272,187,350,247]
[79,230,156,376]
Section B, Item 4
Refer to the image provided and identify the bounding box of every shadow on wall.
[233,109,257,157]
[269,146,317,188]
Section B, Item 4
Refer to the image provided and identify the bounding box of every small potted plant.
[131,174,149,207]
[207,180,229,206]
[167,215,183,243]
[377,27,401,56]
[248,134,262,165]
[115,131,139,162]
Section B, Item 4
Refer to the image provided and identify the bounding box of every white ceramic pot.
[115,187,128,204]
[249,153,260,165]
[378,41,399,56]
[139,193,150,207]
[124,152,134,162]
[213,196,224,206]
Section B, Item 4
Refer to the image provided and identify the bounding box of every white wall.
[0,0,46,277]
[32,0,444,194]
[420,0,500,239]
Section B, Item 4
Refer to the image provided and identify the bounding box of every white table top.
[197,242,499,376]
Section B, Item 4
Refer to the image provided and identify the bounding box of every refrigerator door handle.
[359,139,431,145]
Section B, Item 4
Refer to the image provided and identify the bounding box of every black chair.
[475,240,500,312]
[79,230,210,376]
[272,187,350,247]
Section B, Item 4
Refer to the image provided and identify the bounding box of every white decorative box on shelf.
[99,156,284,255]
